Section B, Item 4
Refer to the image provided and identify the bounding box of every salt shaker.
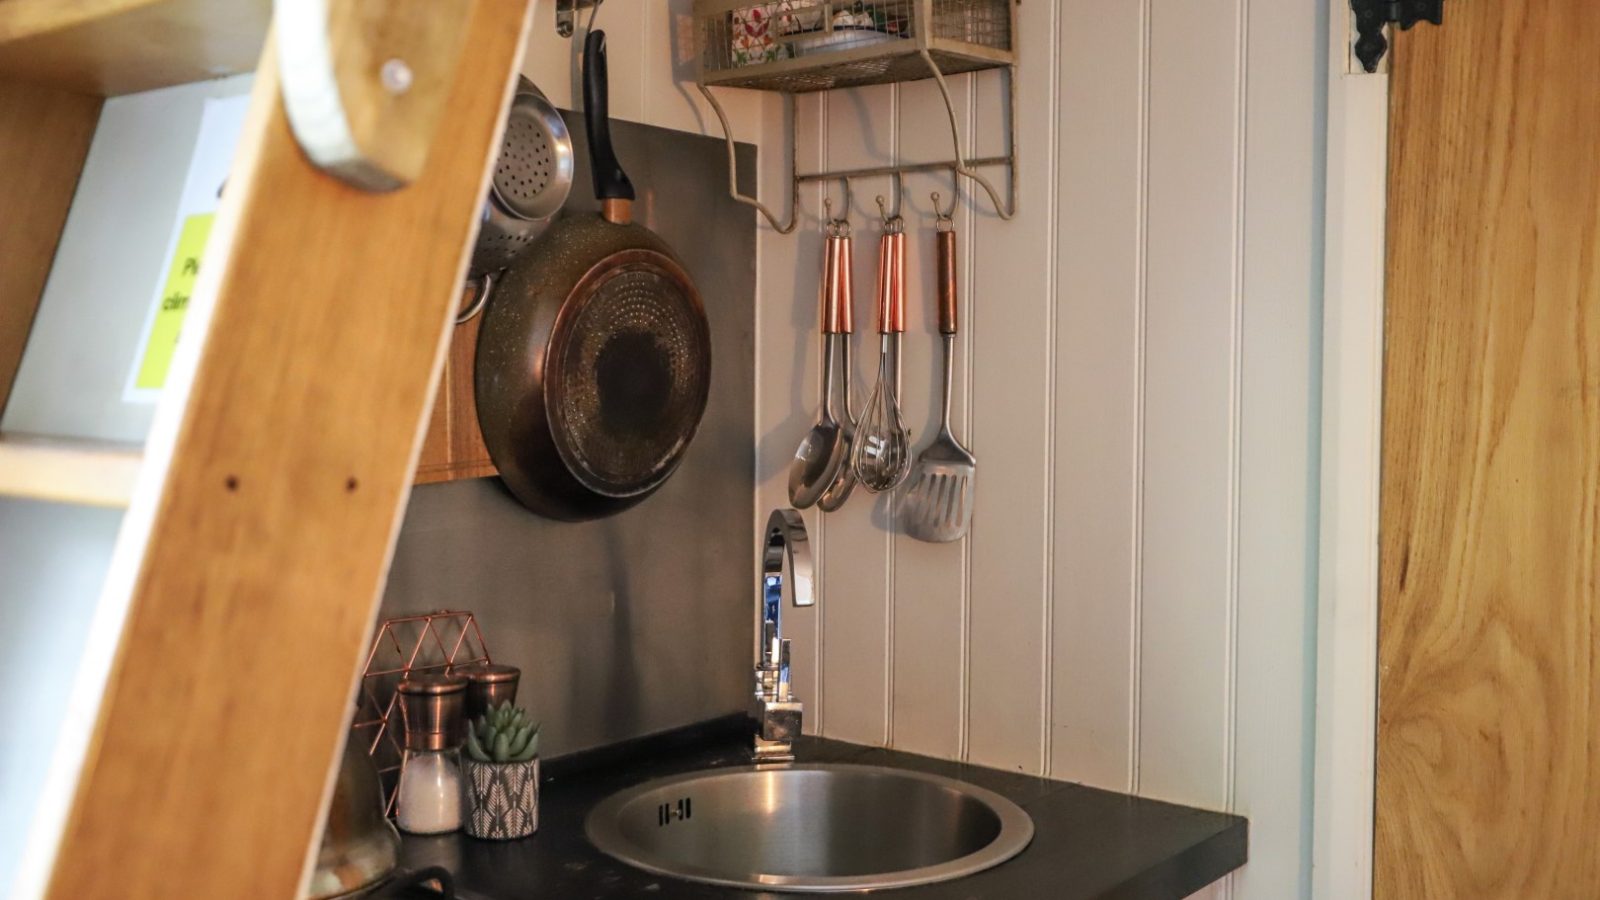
[395,674,467,835]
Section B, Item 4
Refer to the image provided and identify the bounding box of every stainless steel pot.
[307,739,401,900]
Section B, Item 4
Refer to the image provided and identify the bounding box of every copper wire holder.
[352,610,493,816]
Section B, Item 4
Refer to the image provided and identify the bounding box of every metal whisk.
[852,216,911,493]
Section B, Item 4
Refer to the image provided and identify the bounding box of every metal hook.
[933,172,959,229]
[825,176,853,225]
[874,171,904,227]
[822,178,853,236]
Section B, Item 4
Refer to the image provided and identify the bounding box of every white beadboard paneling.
[888,78,973,760]
[756,92,828,726]
[964,0,1057,772]
[1233,0,1323,894]
[597,0,647,122]
[1137,0,1247,810]
[817,83,897,747]
[646,0,767,139]
[752,0,1327,892]
[1048,0,1148,791]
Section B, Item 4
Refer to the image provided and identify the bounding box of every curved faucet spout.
[754,509,814,762]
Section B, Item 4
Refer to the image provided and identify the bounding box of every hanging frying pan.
[475,30,712,522]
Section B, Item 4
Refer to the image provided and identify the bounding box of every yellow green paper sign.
[133,212,213,391]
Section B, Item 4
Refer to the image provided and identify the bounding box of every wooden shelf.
[0,0,269,97]
[0,434,143,507]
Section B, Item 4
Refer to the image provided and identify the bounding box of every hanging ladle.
[788,203,855,508]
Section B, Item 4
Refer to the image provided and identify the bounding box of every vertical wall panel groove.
[1050,0,1146,791]
[1038,11,1060,781]
[963,0,1057,773]
[1218,1,1252,897]
[1137,0,1245,810]
[1232,0,1324,893]
[890,74,972,761]
[958,72,978,763]
[812,92,829,735]
[819,83,897,747]
[883,83,900,748]
[757,85,826,738]
[1131,0,1153,796]
[1225,0,1252,815]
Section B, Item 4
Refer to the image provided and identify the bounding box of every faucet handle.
[777,639,793,702]
[761,619,779,669]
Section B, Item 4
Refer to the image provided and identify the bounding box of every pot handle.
[384,866,456,897]
[583,30,635,207]
[456,271,494,325]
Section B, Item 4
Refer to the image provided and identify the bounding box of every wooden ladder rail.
[27,2,534,896]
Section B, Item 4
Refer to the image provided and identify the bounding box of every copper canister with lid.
[458,663,521,723]
[397,674,468,750]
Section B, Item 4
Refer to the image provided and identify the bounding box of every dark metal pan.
[475,29,712,521]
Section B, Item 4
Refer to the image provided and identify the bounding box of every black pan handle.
[584,30,635,203]
[383,866,456,897]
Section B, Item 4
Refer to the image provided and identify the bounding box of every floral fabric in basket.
[732,4,791,66]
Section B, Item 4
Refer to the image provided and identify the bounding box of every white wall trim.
[1312,6,1387,900]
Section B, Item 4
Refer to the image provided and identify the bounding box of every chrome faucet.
[752,508,814,762]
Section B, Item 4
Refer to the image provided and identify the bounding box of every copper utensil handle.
[936,229,957,336]
[876,230,906,334]
[822,231,854,334]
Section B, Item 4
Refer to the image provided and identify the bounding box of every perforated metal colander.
[461,79,574,322]
[493,99,568,221]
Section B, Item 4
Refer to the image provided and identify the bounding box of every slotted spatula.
[902,218,975,543]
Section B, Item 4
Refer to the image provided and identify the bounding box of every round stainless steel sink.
[584,764,1034,893]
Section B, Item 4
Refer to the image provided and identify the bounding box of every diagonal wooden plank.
[40,2,532,896]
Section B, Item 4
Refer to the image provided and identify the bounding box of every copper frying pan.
[474,30,712,521]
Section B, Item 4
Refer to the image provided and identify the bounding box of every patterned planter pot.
[463,757,539,840]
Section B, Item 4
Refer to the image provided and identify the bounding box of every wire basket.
[695,0,1015,92]
[352,610,493,816]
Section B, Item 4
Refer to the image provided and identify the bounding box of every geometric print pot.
[463,757,538,840]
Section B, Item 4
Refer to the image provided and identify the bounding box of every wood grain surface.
[41,1,530,896]
[0,435,141,507]
[1376,0,1600,896]
[415,300,496,485]
[278,0,472,189]
[0,80,99,416]
[0,0,269,96]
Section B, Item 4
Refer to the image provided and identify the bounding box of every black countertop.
[397,717,1247,899]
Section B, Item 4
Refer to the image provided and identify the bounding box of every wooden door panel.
[1377,0,1600,897]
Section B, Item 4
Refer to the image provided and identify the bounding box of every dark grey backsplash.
[379,117,757,759]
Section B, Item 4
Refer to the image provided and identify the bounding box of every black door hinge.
[1351,0,1444,73]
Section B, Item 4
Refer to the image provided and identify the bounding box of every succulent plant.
[466,702,540,764]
